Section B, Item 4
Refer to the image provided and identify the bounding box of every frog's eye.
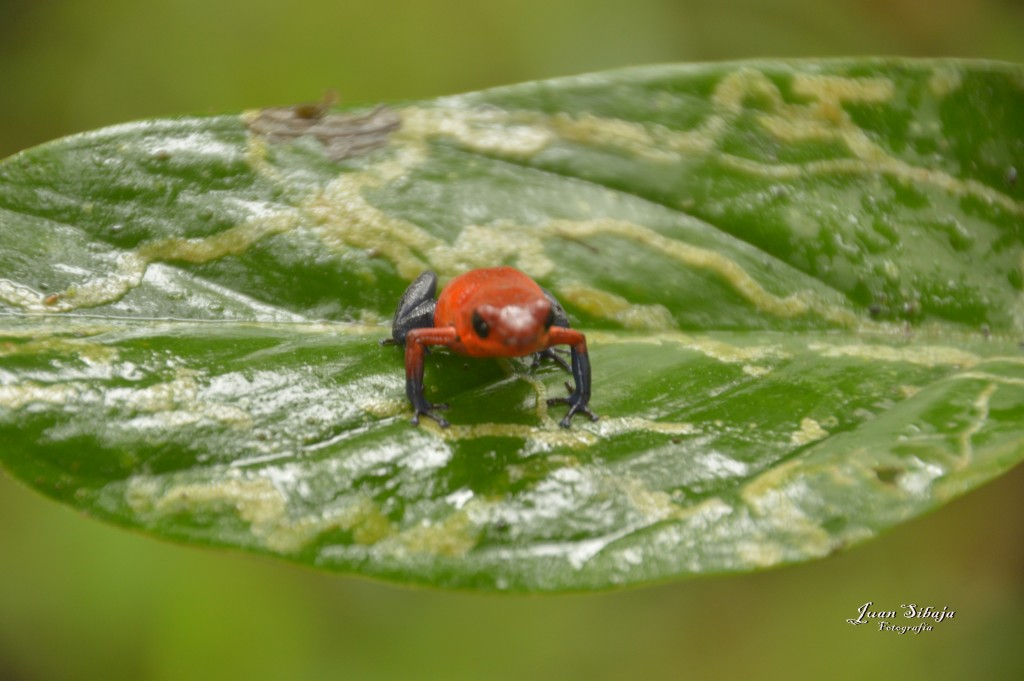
[471,310,490,338]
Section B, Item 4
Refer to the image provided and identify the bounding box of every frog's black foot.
[547,382,598,428]
[411,402,450,428]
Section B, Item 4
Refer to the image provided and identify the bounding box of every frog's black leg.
[545,327,598,428]
[381,271,453,426]
[531,348,570,372]
[382,270,438,346]
[541,286,571,328]
[530,287,572,372]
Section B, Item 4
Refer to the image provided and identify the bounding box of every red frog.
[385,267,597,428]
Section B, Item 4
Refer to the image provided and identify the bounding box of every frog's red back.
[434,267,542,324]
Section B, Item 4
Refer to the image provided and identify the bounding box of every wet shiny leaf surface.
[1,59,1022,590]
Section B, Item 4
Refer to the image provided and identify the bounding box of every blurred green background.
[2,1,1023,679]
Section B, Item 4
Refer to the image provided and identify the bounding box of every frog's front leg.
[403,326,458,427]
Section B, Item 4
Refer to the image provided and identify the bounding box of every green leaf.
[1,59,1022,591]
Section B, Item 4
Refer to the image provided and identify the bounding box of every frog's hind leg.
[383,270,438,346]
